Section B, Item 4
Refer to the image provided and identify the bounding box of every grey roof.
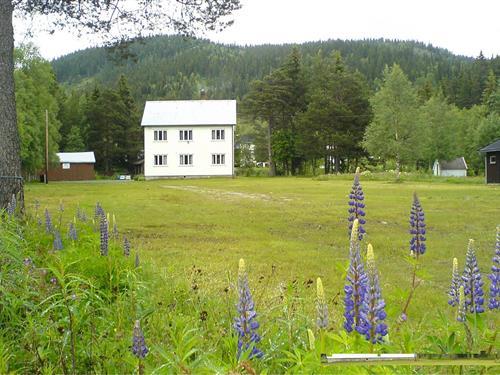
[479,139,500,153]
[141,100,236,126]
[437,157,467,170]
[57,152,95,163]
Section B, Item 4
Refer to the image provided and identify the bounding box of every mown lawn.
[25,176,499,327]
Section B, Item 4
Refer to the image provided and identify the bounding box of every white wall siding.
[144,125,234,178]
[440,169,467,177]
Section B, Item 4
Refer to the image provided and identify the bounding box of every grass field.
[25,176,499,327]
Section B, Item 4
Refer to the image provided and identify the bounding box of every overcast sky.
[14,0,500,60]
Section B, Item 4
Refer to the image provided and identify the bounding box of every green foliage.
[364,64,420,172]
[84,76,142,173]
[14,44,61,175]
[12,178,499,372]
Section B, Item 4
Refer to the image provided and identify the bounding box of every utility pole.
[45,109,49,184]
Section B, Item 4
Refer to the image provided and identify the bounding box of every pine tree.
[117,75,141,171]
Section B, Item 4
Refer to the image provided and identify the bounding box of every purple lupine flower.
[457,286,466,322]
[316,278,329,329]
[45,208,53,233]
[462,239,484,314]
[6,194,16,216]
[357,244,388,344]
[100,215,108,256]
[124,236,131,256]
[132,320,149,359]
[53,230,63,250]
[234,259,263,359]
[348,167,366,240]
[94,202,105,221]
[488,226,499,310]
[344,219,368,333]
[23,257,34,269]
[448,258,461,306]
[409,193,426,257]
[68,222,77,241]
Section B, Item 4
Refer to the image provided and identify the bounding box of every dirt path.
[161,185,290,202]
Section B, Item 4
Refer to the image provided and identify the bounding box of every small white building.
[141,100,236,179]
[433,157,468,177]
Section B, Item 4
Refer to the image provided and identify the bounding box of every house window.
[179,154,193,165]
[491,155,497,165]
[62,163,71,169]
[153,154,168,166]
[179,130,193,141]
[211,129,225,140]
[154,130,167,141]
[212,154,225,165]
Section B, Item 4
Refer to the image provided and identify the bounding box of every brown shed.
[48,152,96,181]
[480,139,500,184]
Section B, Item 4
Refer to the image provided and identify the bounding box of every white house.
[141,100,236,179]
[433,157,468,177]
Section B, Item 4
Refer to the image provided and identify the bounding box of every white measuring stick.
[324,353,417,363]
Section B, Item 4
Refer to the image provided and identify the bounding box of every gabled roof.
[437,157,467,170]
[479,139,500,153]
[141,100,237,126]
[57,152,95,163]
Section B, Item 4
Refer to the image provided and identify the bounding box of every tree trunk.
[267,117,276,176]
[0,0,23,210]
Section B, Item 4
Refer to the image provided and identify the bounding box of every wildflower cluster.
[94,202,105,221]
[53,230,63,251]
[448,258,460,306]
[234,258,262,359]
[457,285,466,322]
[316,278,329,329]
[409,193,426,256]
[347,167,366,239]
[76,206,87,222]
[45,208,53,233]
[488,226,499,310]
[68,222,77,241]
[461,239,484,313]
[124,236,131,256]
[344,219,368,333]
[132,320,149,359]
[357,244,388,343]
[100,215,109,256]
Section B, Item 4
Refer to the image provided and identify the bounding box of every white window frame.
[490,155,497,165]
[153,154,168,166]
[179,154,193,166]
[179,129,193,141]
[211,129,225,141]
[211,153,226,165]
[154,130,168,141]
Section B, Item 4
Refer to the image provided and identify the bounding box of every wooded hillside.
[51,35,500,108]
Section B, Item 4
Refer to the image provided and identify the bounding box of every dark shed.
[479,139,500,184]
[48,152,96,181]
